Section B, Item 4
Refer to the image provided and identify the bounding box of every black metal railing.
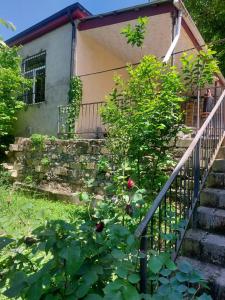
[58,101,106,138]
[135,89,225,294]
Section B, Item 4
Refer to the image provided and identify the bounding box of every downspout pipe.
[163,6,182,64]
[68,11,77,81]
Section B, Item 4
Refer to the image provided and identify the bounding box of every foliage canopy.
[101,55,184,192]
[0,46,30,142]
[185,0,225,75]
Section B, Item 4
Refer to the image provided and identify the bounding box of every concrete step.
[200,188,225,209]
[212,159,225,173]
[177,256,225,300]
[216,146,225,159]
[206,172,225,188]
[182,229,225,267]
[197,206,225,233]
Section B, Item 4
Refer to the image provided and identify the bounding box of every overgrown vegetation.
[185,0,225,75]
[0,16,217,300]
[181,48,219,95]
[101,55,184,195]
[0,186,87,238]
[121,17,149,48]
[66,76,83,138]
[0,46,30,149]
[0,186,211,299]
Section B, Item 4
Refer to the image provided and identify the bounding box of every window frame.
[22,51,46,105]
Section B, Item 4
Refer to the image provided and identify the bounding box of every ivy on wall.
[66,76,83,138]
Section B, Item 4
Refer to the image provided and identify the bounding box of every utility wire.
[78,37,225,78]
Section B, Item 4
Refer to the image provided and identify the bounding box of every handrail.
[135,89,225,238]
[135,88,225,294]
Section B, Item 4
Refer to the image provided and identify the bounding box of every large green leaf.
[149,256,163,274]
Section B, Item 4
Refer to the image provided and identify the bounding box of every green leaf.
[79,192,89,202]
[175,284,187,293]
[26,280,43,300]
[76,283,91,298]
[122,283,140,300]
[112,249,126,259]
[159,277,169,285]
[85,294,103,300]
[160,268,172,277]
[197,294,213,300]
[178,260,193,273]
[116,266,128,279]
[127,235,135,246]
[0,236,14,251]
[127,274,140,284]
[4,272,27,298]
[165,259,177,271]
[176,272,188,283]
[188,287,197,295]
[149,256,163,274]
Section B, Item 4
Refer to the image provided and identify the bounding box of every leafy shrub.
[0,166,12,187]
[0,46,31,148]
[41,157,50,166]
[30,134,47,150]
[0,192,212,299]
[101,55,184,194]
[121,17,149,48]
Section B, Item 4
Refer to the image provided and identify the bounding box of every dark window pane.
[25,53,46,72]
[35,69,45,103]
[24,73,33,104]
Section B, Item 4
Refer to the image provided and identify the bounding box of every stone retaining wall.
[3,137,192,201]
[4,138,108,201]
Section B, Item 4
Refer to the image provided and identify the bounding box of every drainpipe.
[68,11,77,81]
[163,5,182,64]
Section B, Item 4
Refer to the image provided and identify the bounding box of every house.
[7,0,225,138]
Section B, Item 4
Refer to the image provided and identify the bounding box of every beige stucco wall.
[76,12,173,104]
[15,23,72,137]
[75,12,173,136]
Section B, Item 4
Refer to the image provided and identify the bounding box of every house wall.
[14,23,72,137]
[75,12,173,137]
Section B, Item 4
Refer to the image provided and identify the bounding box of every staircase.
[135,89,225,299]
[180,141,225,299]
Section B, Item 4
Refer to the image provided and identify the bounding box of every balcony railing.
[58,86,225,139]
[58,101,106,139]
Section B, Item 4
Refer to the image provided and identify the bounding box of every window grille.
[23,51,46,104]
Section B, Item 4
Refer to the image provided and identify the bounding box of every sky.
[1,0,149,41]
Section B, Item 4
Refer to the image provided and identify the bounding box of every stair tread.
[186,229,225,246]
[197,206,225,218]
[202,187,225,194]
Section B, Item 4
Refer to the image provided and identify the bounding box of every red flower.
[125,204,133,216]
[127,178,135,190]
[95,222,104,232]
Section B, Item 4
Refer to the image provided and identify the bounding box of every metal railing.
[135,89,225,294]
[58,101,106,138]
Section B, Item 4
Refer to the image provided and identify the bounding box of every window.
[23,52,46,104]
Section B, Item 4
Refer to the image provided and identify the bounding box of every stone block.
[35,165,42,173]
[11,170,18,178]
[53,167,68,176]
[9,144,23,152]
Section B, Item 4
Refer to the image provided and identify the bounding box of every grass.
[0,186,86,238]
[0,185,87,300]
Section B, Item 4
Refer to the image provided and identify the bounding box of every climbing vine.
[66,76,83,138]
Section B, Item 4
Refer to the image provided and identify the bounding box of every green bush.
[0,46,31,148]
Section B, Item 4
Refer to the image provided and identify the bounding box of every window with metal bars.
[23,52,46,104]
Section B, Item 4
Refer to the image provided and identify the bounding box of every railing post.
[192,140,200,228]
[193,140,200,198]
[140,228,148,295]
